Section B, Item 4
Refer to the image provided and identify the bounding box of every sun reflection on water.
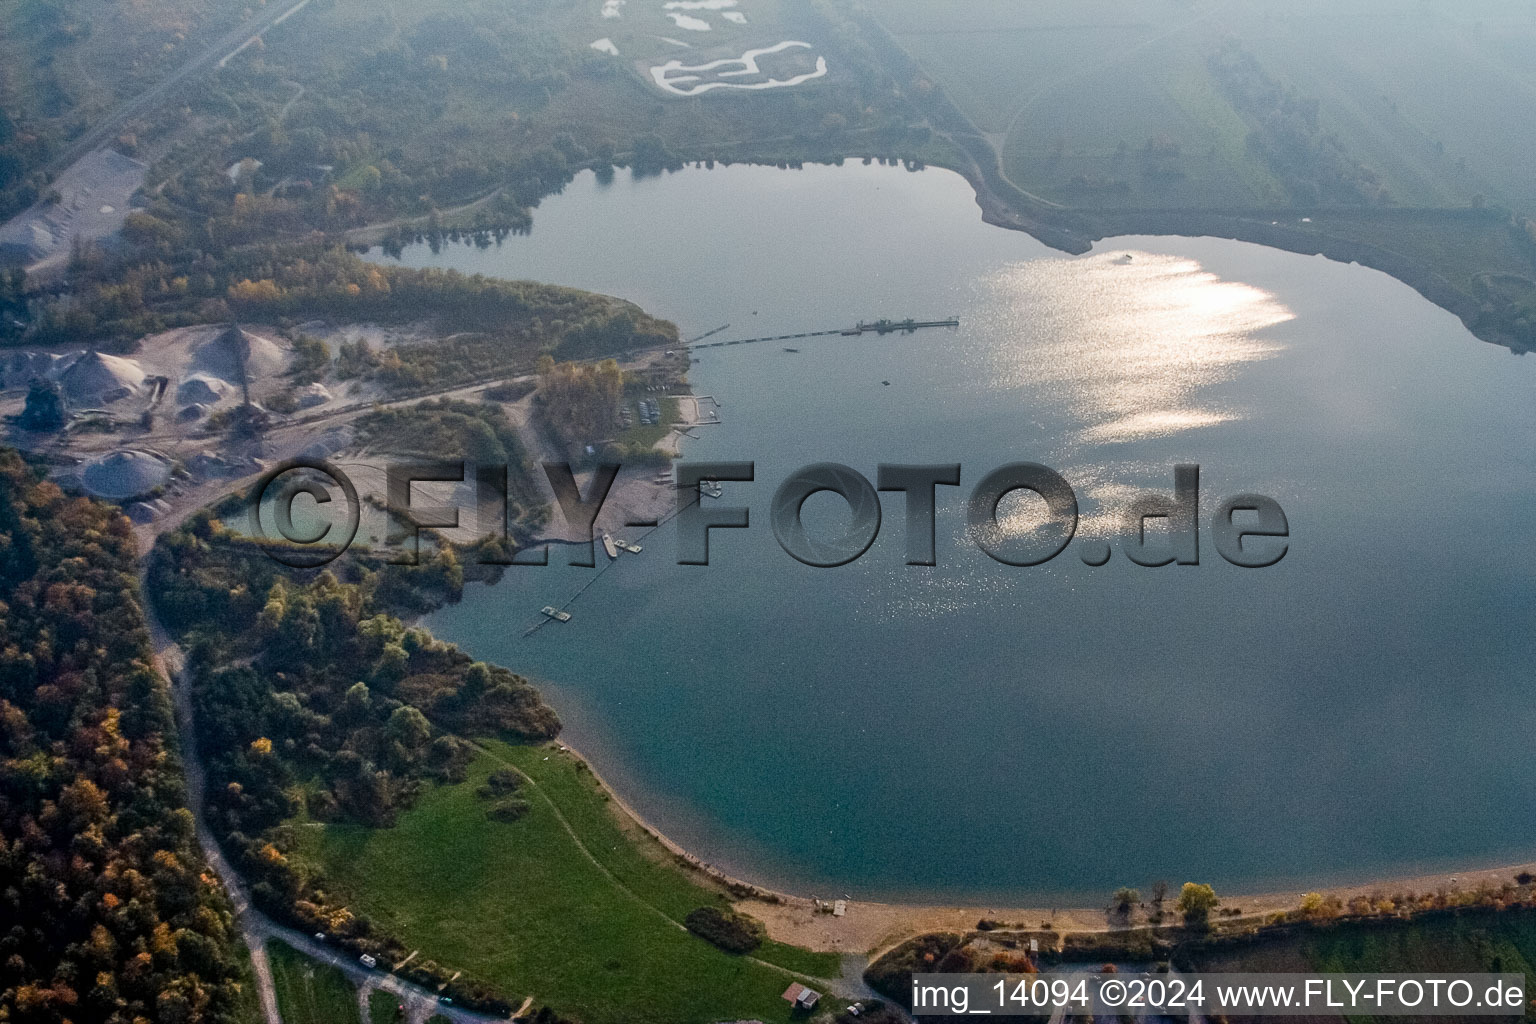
[980,249,1294,446]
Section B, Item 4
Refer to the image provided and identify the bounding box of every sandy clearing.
[651,41,829,96]
[736,858,1536,957]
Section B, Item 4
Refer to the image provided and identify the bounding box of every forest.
[0,448,255,1024]
[533,357,624,452]
[15,239,676,371]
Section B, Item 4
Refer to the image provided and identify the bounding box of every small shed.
[781,983,821,1012]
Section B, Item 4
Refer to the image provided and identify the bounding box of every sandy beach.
[737,858,1536,958]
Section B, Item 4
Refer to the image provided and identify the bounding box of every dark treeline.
[13,242,676,379]
[0,449,255,1024]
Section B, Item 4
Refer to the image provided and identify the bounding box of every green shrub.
[477,768,522,798]
[487,797,531,822]
[369,988,402,1024]
[683,906,764,955]
[863,932,965,1003]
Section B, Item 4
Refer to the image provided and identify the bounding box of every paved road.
[46,0,312,176]
[141,582,510,1024]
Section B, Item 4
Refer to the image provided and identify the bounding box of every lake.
[371,162,1536,903]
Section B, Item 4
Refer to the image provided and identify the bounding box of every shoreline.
[557,732,1536,956]
[930,148,1530,356]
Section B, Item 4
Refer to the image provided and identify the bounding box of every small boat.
[540,606,572,623]
[783,347,799,353]
[602,532,619,560]
[701,482,724,499]
[616,539,643,554]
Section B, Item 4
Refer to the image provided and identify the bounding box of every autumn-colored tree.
[536,358,624,445]
[0,448,251,1024]
[1176,882,1220,924]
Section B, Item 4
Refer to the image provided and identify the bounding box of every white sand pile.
[125,498,172,524]
[56,351,146,405]
[177,373,231,404]
[192,324,288,380]
[80,449,171,499]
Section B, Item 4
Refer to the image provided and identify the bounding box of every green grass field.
[267,940,360,1024]
[868,0,1536,215]
[614,395,681,450]
[368,988,403,1024]
[286,742,840,1024]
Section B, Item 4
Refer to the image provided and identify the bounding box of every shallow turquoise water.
[372,163,1536,902]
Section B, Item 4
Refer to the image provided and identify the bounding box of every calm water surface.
[372,163,1536,902]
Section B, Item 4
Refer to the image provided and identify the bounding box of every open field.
[1236,0,1536,211]
[267,939,360,1024]
[369,988,402,1024]
[868,0,1536,213]
[286,743,841,1024]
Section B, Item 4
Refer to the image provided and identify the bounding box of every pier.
[687,323,731,343]
[689,316,959,350]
